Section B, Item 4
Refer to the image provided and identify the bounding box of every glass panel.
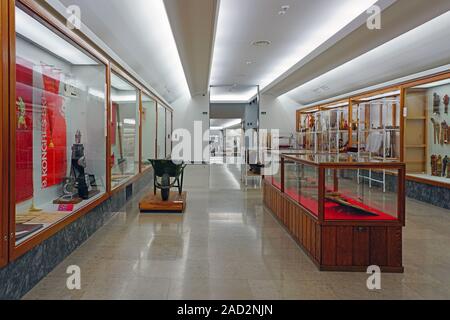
[110,72,139,188]
[356,96,401,161]
[405,79,450,184]
[298,163,319,216]
[14,6,106,244]
[324,168,399,221]
[157,105,166,159]
[166,110,172,158]
[141,94,156,169]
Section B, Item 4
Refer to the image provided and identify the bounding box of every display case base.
[139,192,187,213]
[263,180,404,273]
[53,189,101,204]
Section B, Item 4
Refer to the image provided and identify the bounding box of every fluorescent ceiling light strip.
[140,0,189,96]
[16,7,96,65]
[112,94,137,102]
[414,79,450,89]
[321,102,349,109]
[359,90,401,101]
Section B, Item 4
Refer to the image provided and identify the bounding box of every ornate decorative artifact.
[325,192,378,217]
[433,93,441,115]
[431,155,437,176]
[443,156,449,177]
[437,155,443,177]
[442,121,449,144]
[444,94,449,114]
[71,130,89,199]
[431,118,440,144]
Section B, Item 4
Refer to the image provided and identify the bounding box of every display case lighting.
[16,7,97,65]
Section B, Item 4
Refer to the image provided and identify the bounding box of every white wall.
[172,94,210,163]
[259,94,301,134]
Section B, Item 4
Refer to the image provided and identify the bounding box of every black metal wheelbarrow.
[149,160,187,201]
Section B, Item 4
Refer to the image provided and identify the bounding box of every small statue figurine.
[444,94,449,114]
[431,118,440,145]
[431,155,437,176]
[443,156,449,177]
[437,155,443,177]
[433,93,441,115]
[17,97,27,129]
[71,130,89,199]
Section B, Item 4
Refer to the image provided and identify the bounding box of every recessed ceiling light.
[252,40,271,47]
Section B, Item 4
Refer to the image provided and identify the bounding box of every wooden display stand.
[263,180,404,273]
[139,192,187,213]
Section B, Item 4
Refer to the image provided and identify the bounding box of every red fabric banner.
[15,61,34,203]
[41,65,67,188]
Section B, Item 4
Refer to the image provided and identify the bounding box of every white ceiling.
[57,0,188,103]
[286,10,450,105]
[210,85,258,103]
[47,0,450,107]
[210,0,379,98]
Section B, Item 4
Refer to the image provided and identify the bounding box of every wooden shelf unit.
[403,88,428,174]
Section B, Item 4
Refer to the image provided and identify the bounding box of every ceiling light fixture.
[16,7,97,65]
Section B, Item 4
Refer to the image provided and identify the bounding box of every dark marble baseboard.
[0,169,153,300]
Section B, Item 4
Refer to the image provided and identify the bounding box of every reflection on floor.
[23,164,450,300]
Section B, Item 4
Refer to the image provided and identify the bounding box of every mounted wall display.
[12,4,108,247]
[110,71,140,189]
[141,92,157,169]
[404,75,450,184]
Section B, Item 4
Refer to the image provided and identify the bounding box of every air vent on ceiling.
[252,40,271,47]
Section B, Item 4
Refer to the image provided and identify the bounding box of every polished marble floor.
[23,164,450,300]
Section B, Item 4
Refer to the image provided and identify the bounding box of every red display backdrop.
[15,60,34,203]
[41,65,67,188]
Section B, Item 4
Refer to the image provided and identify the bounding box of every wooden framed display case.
[141,89,158,172]
[263,153,406,272]
[0,0,174,263]
[110,65,141,190]
[296,100,351,155]
[9,0,112,259]
[402,72,450,186]
[350,89,401,162]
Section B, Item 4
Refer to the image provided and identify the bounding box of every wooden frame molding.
[0,0,10,268]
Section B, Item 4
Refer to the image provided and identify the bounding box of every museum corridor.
[22,164,450,300]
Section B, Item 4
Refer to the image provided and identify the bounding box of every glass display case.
[264,152,405,272]
[296,102,351,155]
[352,92,401,161]
[263,149,313,191]
[281,153,404,222]
[141,93,157,170]
[404,77,450,184]
[13,5,107,244]
[110,71,140,189]
[157,104,166,159]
